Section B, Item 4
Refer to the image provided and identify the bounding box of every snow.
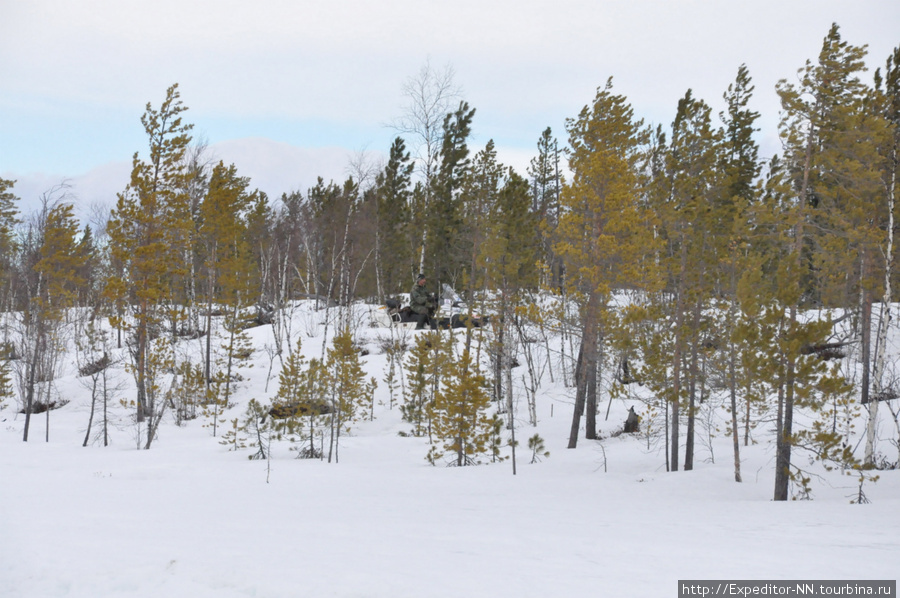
[1,302,897,597]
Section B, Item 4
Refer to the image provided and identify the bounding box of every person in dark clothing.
[624,406,640,434]
[410,274,436,330]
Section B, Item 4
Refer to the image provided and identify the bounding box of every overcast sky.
[2,1,898,218]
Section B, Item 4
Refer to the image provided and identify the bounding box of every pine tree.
[720,65,761,209]
[528,127,564,290]
[866,45,900,465]
[402,331,451,437]
[268,338,327,458]
[556,78,656,447]
[244,192,275,305]
[36,203,85,312]
[634,85,725,471]
[305,177,359,304]
[402,332,433,436]
[482,170,540,293]
[479,167,541,466]
[244,399,271,461]
[219,417,248,452]
[197,161,258,435]
[776,24,881,305]
[772,24,878,499]
[74,225,99,307]
[426,101,475,287]
[104,83,193,445]
[273,339,307,410]
[19,199,84,442]
[528,434,550,464]
[39,204,92,444]
[718,64,762,482]
[324,327,377,463]
[169,360,205,426]
[0,177,16,412]
[0,178,20,312]
[375,137,414,298]
[204,317,254,437]
[427,347,493,466]
[460,139,504,296]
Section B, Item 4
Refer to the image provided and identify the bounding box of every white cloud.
[2,162,131,223]
[2,0,898,194]
[8,1,894,122]
[209,138,372,198]
[3,139,380,224]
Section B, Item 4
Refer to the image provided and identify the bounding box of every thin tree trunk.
[102,369,109,447]
[744,378,752,447]
[83,378,98,447]
[514,314,540,426]
[506,352,516,475]
[670,317,684,471]
[205,266,215,386]
[495,303,505,403]
[144,378,168,450]
[584,295,600,441]
[585,351,598,440]
[22,319,42,442]
[860,292,872,408]
[774,329,796,501]
[222,300,241,414]
[866,146,895,464]
[664,392,670,472]
[22,358,36,442]
[728,286,742,482]
[685,299,702,471]
[775,112,814,501]
[136,311,148,425]
[567,342,586,449]
[45,382,50,442]
[729,354,742,481]
[670,237,689,472]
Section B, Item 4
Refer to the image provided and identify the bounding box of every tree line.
[1,25,898,499]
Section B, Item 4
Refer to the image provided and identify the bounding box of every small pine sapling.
[489,415,508,463]
[403,331,450,437]
[170,361,206,425]
[0,359,11,411]
[290,358,328,460]
[380,335,408,410]
[850,470,879,504]
[270,340,311,452]
[244,399,270,461]
[427,348,493,467]
[401,332,434,435]
[528,433,550,463]
[324,328,378,463]
[219,417,247,452]
[201,369,228,437]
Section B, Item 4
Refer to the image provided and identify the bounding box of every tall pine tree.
[556,79,656,447]
[426,101,475,288]
[773,24,878,498]
[375,137,414,298]
[105,83,193,446]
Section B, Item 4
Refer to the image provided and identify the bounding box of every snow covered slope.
[1,301,897,597]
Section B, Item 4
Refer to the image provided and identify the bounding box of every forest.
[1,24,899,503]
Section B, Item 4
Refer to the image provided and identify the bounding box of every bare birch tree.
[392,60,461,272]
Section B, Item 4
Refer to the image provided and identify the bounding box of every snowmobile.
[371,284,488,330]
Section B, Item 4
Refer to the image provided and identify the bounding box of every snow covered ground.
[1,302,897,597]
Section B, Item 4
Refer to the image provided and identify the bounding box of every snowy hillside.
[1,300,897,597]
